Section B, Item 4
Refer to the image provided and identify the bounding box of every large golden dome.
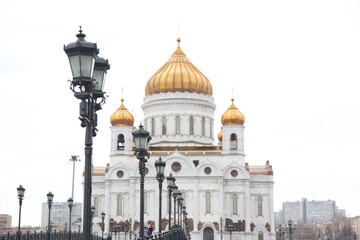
[145,38,213,96]
[221,98,245,126]
[110,98,134,126]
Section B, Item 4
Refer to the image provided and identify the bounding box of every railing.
[145,225,189,240]
[0,231,102,240]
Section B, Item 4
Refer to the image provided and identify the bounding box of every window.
[189,116,194,135]
[93,197,99,217]
[205,192,211,213]
[117,134,125,150]
[162,116,166,135]
[230,133,238,150]
[257,196,263,216]
[151,118,155,136]
[201,117,205,136]
[232,194,238,215]
[175,116,180,134]
[258,231,264,240]
[117,195,122,215]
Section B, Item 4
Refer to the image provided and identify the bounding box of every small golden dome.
[221,98,245,125]
[218,131,223,142]
[110,98,134,126]
[145,38,213,96]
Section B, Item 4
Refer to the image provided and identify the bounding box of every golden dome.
[218,131,223,142]
[145,38,213,96]
[221,98,245,126]
[110,98,134,126]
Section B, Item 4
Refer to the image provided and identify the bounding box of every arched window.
[189,116,194,135]
[205,192,211,213]
[257,196,263,216]
[203,227,214,240]
[162,116,166,135]
[151,118,155,136]
[230,133,238,150]
[117,134,125,150]
[258,231,264,240]
[117,194,122,215]
[175,116,180,134]
[201,117,205,136]
[93,197,99,217]
[232,194,238,215]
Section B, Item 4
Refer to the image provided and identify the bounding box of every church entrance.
[203,227,214,240]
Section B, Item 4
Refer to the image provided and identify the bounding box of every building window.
[201,117,205,136]
[232,194,238,215]
[258,231,264,240]
[162,116,166,135]
[205,192,211,213]
[175,116,180,134]
[230,133,237,150]
[257,196,263,216]
[144,192,148,214]
[189,116,194,135]
[93,197,99,217]
[117,195,122,215]
[117,134,125,150]
[151,118,155,136]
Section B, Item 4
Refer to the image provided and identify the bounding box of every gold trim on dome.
[110,98,135,126]
[218,130,223,142]
[221,98,245,125]
[145,38,213,96]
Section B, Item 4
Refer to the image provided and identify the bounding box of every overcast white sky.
[0,0,359,227]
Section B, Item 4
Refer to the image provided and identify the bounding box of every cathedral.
[91,38,275,240]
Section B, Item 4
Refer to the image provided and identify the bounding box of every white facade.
[91,43,275,240]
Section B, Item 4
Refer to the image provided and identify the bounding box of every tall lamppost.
[101,212,105,240]
[172,185,179,227]
[155,157,166,233]
[47,192,54,240]
[68,198,74,240]
[132,123,151,239]
[177,195,183,226]
[166,174,175,229]
[17,185,25,240]
[220,217,224,240]
[64,27,110,240]
[69,155,80,199]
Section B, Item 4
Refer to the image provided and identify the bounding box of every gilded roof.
[110,98,134,126]
[145,38,213,96]
[221,98,245,126]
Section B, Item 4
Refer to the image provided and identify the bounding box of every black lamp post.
[91,206,96,234]
[129,218,132,240]
[166,174,175,229]
[17,185,25,240]
[225,223,235,240]
[68,198,74,240]
[276,224,285,240]
[181,206,186,228]
[110,218,114,238]
[114,224,120,240]
[220,218,223,240]
[172,186,179,227]
[287,219,296,240]
[155,157,166,233]
[101,212,105,240]
[132,123,151,239]
[64,27,110,240]
[47,192,54,240]
[177,195,183,226]
[353,233,358,240]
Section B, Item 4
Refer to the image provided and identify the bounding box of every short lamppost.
[110,218,114,238]
[225,223,236,240]
[276,224,285,240]
[68,198,74,240]
[47,192,54,240]
[155,157,166,233]
[69,155,80,199]
[353,233,358,240]
[166,174,175,229]
[128,218,132,240]
[101,212,105,240]
[181,206,186,228]
[177,195,183,226]
[132,123,151,239]
[114,224,120,240]
[91,206,96,234]
[172,185,179,227]
[17,185,25,240]
[287,219,296,240]
[220,218,223,240]
[64,27,110,240]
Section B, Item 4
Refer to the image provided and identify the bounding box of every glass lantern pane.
[93,69,105,91]
[80,55,95,78]
[69,56,80,78]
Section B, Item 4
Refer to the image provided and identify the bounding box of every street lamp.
[68,198,74,240]
[276,224,285,240]
[220,218,223,240]
[110,218,114,238]
[16,185,25,240]
[101,212,105,240]
[172,185,179,227]
[287,219,296,240]
[64,27,110,240]
[225,223,235,240]
[155,157,166,233]
[47,192,54,240]
[132,123,151,239]
[69,155,80,199]
[114,224,120,240]
[91,206,96,233]
[181,206,186,228]
[177,195,183,226]
[128,218,132,240]
[166,174,175,229]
